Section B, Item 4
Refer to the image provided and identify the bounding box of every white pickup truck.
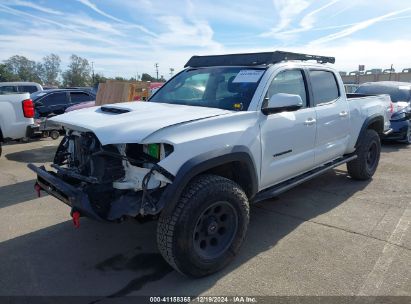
[29,51,392,277]
[0,93,38,156]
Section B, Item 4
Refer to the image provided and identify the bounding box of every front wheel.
[347,129,381,180]
[157,174,249,277]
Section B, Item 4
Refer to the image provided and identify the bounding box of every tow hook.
[34,183,42,197]
[72,211,81,228]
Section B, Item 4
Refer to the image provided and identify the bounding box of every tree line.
[0,54,164,87]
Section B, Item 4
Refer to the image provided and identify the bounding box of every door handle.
[339,111,348,117]
[304,118,316,126]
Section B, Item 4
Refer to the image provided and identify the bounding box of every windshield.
[149,67,265,111]
[355,85,411,102]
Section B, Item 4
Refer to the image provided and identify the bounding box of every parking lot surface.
[0,139,410,298]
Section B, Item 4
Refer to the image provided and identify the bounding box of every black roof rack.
[184,51,335,68]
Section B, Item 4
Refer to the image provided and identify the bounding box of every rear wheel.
[347,129,381,180]
[50,130,60,140]
[157,174,249,277]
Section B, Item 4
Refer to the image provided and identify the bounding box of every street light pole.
[155,63,159,81]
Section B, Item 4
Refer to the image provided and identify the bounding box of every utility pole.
[91,61,95,84]
[155,63,159,81]
[389,64,393,81]
[169,68,174,77]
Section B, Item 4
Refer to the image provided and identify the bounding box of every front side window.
[309,70,340,105]
[266,69,308,107]
[150,67,265,111]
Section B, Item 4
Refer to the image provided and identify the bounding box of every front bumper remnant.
[27,163,105,221]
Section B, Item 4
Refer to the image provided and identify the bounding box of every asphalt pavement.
[0,139,409,300]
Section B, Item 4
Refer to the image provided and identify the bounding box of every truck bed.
[345,93,392,151]
[0,92,34,140]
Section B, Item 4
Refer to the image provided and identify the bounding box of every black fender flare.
[155,146,258,215]
[355,114,384,148]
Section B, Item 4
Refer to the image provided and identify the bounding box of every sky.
[0,0,411,79]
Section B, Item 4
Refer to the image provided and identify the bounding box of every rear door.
[308,70,350,165]
[259,69,317,189]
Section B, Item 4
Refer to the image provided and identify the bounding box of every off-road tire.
[157,174,249,277]
[347,129,381,180]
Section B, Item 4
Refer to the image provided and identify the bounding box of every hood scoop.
[100,106,130,114]
[50,102,232,145]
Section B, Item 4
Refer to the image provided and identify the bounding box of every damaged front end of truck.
[28,130,175,222]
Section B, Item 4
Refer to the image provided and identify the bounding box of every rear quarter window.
[18,86,38,93]
[70,92,94,103]
[309,70,340,105]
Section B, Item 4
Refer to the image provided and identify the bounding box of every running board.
[253,155,357,203]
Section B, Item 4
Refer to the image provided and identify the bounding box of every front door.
[259,69,317,190]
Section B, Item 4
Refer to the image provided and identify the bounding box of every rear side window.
[42,92,68,106]
[18,86,38,93]
[70,92,93,103]
[309,70,340,105]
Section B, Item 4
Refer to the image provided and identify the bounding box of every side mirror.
[262,93,303,115]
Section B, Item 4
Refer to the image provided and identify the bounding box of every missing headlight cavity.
[54,132,124,183]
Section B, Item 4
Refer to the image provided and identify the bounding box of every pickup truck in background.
[0,93,37,156]
[29,51,392,277]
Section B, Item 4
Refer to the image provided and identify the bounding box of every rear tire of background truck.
[50,130,60,140]
[157,174,249,277]
[347,129,381,180]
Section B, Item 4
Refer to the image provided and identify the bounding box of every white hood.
[50,102,232,145]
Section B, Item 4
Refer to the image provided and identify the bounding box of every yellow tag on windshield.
[233,103,243,110]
